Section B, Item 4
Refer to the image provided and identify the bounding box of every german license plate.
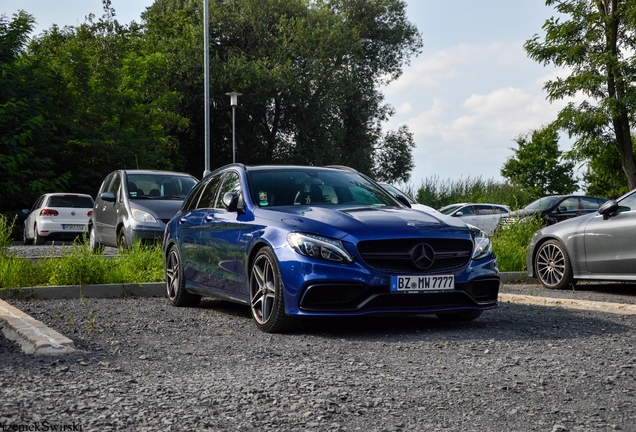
[62,224,84,230]
[390,275,454,293]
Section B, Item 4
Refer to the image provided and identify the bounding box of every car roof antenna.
[135,154,139,169]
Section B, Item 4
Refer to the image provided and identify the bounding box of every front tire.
[34,224,45,245]
[88,225,103,253]
[249,247,290,333]
[165,246,201,307]
[117,226,130,250]
[534,239,574,289]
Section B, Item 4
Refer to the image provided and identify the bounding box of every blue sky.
[4,0,571,187]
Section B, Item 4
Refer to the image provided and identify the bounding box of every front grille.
[299,279,499,312]
[357,238,472,273]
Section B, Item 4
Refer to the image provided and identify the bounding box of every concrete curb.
[499,293,636,315]
[0,282,165,300]
[500,271,535,284]
[0,300,76,355]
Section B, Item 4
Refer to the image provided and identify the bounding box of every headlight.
[131,209,157,223]
[468,224,492,260]
[287,233,353,263]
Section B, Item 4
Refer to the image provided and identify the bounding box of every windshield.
[439,204,462,215]
[247,169,398,207]
[127,174,197,200]
[524,196,563,211]
[379,184,416,204]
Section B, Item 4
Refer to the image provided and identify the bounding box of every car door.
[473,205,499,235]
[176,174,222,286]
[197,171,248,299]
[551,197,580,223]
[584,191,636,274]
[96,173,121,246]
[24,195,45,239]
[455,205,477,226]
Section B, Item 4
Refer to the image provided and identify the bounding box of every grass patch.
[0,238,164,290]
[490,216,544,272]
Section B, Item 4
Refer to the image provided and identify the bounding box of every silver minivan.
[88,169,197,250]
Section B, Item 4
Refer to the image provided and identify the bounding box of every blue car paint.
[163,164,500,319]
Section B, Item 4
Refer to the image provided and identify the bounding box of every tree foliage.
[525,0,636,194]
[0,11,69,211]
[141,0,422,179]
[1,0,421,215]
[501,125,578,198]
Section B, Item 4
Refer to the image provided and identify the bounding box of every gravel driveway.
[2,282,636,432]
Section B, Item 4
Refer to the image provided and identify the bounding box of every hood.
[130,199,184,220]
[256,205,469,241]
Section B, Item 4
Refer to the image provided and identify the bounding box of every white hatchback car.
[22,193,95,245]
[439,203,510,235]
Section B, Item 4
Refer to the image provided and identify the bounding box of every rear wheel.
[34,224,45,245]
[249,247,290,333]
[165,246,201,307]
[437,310,483,322]
[22,225,33,245]
[535,239,574,289]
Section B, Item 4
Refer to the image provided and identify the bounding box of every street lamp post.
[203,0,211,177]
[225,92,242,164]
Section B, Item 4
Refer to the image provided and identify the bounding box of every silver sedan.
[527,188,636,289]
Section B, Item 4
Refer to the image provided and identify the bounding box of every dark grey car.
[88,170,197,250]
[527,188,636,289]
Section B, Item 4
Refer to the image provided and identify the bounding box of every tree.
[525,0,636,192]
[501,125,578,197]
[0,11,69,212]
[141,0,422,180]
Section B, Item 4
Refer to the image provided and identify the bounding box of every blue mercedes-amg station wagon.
[163,164,500,332]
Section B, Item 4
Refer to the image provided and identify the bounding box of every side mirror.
[598,200,619,219]
[455,211,463,217]
[222,192,245,213]
[395,195,411,208]
[100,192,116,203]
[556,206,567,213]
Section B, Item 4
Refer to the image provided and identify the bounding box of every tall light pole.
[225,92,241,164]
[203,0,211,177]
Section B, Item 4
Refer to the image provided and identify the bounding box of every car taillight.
[87,211,93,217]
[40,209,59,216]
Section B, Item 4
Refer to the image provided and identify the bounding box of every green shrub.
[0,238,164,290]
[413,175,534,210]
[0,214,16,255]
[0,255,48,288]
[106,241,164,284]
[40,241,110,286]
[490,216,544,272]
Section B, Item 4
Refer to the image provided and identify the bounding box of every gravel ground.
[2,283,636,431]
[8,243,119,257]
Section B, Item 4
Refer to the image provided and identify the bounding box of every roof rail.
[325,165,358,173]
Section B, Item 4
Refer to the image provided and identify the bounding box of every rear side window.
[47,196,94,208]
[196,175,224,209]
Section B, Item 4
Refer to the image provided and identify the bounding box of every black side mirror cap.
[395,195,411,208]
[222,192,245,213]
[100,192,116,202]
[598,200,619,219]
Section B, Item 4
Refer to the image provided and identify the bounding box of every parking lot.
[2,282,636,431]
